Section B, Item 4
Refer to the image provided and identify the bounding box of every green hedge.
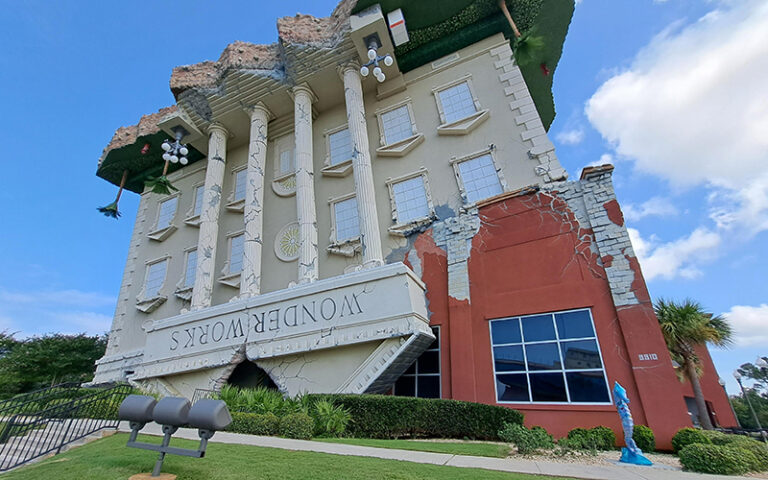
[306,394,523,440]
[705,433,768,471]
[279,413,314,440]
[632,425,655,453]
[566,426,615,451]
[498,423,553,454]
[679,443,756,475]
[227,412,280,436]
[671,428,711,454]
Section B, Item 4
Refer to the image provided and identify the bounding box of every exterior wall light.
[359,38,393,83]
[161,127,190,165]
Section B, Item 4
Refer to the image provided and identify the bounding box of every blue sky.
[0,0,765,395]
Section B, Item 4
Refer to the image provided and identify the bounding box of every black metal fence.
[0,383,133,471]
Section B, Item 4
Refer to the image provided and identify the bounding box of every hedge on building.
[632,425,655,453]
[306,394,523,440]
[671,428,711,454]
[565,426,616,451]
[678,443,757,475]
[498,423,554,454]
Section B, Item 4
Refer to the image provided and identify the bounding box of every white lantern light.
[180,157,188,165]
[170,155,179,163]
[373,66,382,77]
[161,142,171,152]
[162,153,171,161]
[360,65,369,77]
[367,48,377,60]
[376,72,386,83]
[384,55,393,66]
[179,146,189,156]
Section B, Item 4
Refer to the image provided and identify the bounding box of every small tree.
[655,298,733,430]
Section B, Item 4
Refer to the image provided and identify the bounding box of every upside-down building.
[92,0,736,448]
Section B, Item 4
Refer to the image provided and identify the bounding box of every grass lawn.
[317,437,510,458]
[3,433,573,480]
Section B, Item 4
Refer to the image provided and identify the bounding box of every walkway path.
[117,422,752,480]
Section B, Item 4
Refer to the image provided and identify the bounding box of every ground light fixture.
[359,37,393,83]
[118,395,232,479]
[733,370,767,443]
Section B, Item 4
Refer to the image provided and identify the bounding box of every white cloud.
[628,227,720,280]
[556,128,585,146]
[722,304,768,346]
[586,0,768,238]
[623,196,679,222]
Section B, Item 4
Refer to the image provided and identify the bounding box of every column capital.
[337,62,361,80]
[245,102,274,121]
[207,121,230,137]
[289,83,318,104]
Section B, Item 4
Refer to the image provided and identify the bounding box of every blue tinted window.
[524,343,561,370]
[522,314,556,342]
[493,346,525,372]
[496,374,529,402]
[491,318,521,344]
[555,310,595,339]
[529,373,568,402]
[561,340,602,370]
[566,371,610,403]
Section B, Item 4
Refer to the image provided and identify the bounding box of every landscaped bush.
[711,435,768,471]
[279,413,314,440]
[498,423,554,454]
[227,412,280,436]
[671,427,711,454]
[565,426,615,451]
[218,385,306,416]
[306,394,523,440]
[632,425,655,453]
[678,443,756,475]
[311,400,351,437]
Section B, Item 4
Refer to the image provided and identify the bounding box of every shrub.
[279,413,314,440]
[709,434,768,471]
[498,423,554,454]
[632,425,655,453]
[671,427,711,454]
[227,412,280,436]
[312,400,351,437]
[678,443,755,475]
[305,394,523,440]
[566,426,615,451]
[555,436,597,456]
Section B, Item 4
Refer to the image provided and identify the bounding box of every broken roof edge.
[98,105,178,167]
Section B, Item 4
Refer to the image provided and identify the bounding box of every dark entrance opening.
[227,361,279,390]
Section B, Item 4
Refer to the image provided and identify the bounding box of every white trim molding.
[136,255,170,313]
[385,167,436,236]
[450,146,508,206]
[432,74,489,135]
[374,98,424,158]
[147,193,180,242]
[321,124,354,177]
[218,230,245,288]
[327,192,362,258]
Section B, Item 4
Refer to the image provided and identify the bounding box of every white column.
[340,65,383,268]
[191,122,228,310]
[293,84,319,284]
[240,103,272,298]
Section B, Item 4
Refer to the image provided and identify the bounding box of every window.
[392,176,430,223]
[333,197,360,242]
[279,148,295,176]
[329,128,352,166]
[381,105,413,145]
[490,309,610,404]
[193,185,204,217]
[228,234,245,275]
[156,197,178,230]
[184,249,197,288]
[394,327,441,398]
[437,81,477,124]
[144,259,168,298]
[233,168,247,202]
[456,154,503,203]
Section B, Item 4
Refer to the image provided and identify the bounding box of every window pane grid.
[381,106,413,145]
[334,197,360,242]
[229,234,245,274]
[156,197,177,230]
[458,155,502,203]
[438,82,477,124]
[329,128,352,166]
[145,260,167,298]
[234,169,247,201]
[392,177,429,223]
[184,250,197,288]
[394,327,440,398]
[193,186,204,216]
[279,149,294,174]
[490,309,609,404]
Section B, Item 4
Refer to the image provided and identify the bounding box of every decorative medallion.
[271,174,297,197]
[275,222,300,262]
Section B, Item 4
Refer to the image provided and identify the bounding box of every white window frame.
[147,193,180,241]
[174,247,197,301]
[385,168,435,236]
[185,182,205,227]
[226,165,248,212]
[450,148,508,205]
[136,256,170,314]
[489,308,612,406]
[394,326,441,399]
[271,133,297,197]
[432,74,490,135]
[219,230,245,288]
[374,99,424,157]
[327,192,361,257]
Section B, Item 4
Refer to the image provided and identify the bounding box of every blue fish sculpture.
[614,381,653,466]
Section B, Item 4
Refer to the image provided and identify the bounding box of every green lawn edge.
[316,437,511,458]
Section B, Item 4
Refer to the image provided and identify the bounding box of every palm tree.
[655,298,733,430]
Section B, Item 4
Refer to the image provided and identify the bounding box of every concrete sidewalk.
[117,422,751,480]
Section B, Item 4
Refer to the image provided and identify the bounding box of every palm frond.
[144,175,179,195]
[97,201,121,219]
[513,29,546,66]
